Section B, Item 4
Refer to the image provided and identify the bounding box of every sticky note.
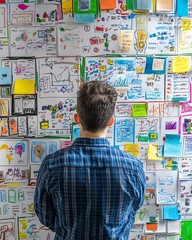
[162,205,181,220]
[132,104,147,117]
[74,14,95,23]
[100,0,116,10]
[177,0,188,17]
[124,144,140,158]
[40,121,49,129]
[147,144,163,160]
[156,0,174,12]
[13,80,35,94]
[136,0,152,10]
[164,134,182,157]
[62,0,72,14]
[172,56,190,73]
[120,30,134,52]
[181,221,192,240]
[126,0,133,10]
[0,67,12,85]
[181,19,192,31]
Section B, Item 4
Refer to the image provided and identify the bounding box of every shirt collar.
[72,138,110,147]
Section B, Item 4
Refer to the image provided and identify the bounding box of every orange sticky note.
[100,0,116,10]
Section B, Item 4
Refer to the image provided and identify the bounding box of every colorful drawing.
[30,139,60,164]
[10,26,57,57]
[18,217,55,240]
[0,140,28,165]
[38,98,76,136]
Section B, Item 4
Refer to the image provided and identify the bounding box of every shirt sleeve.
[34,156,56,231]
[130,160,146,226]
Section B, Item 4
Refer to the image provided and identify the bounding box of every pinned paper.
[171,56,190,73]
[100,0,116,10]
[156,0,174,12]
[120,30,134,52]
[13,79,35,94]
[62,0,72,14]
[124,143,140,158]
[147,144,163,160]
[132,104,147,117]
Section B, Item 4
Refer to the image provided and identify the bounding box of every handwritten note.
[132,104,147,117]
[124,143,140,158]
[172,56,190,73]
[120,30,134,52]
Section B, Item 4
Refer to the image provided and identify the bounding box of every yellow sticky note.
[120,30,134,52]
[62,0,72,14]
[14,80,35,94]
[132,104,147,117]
[172,56,190,73]
[124,144,140,158]
[182,19,192,31]
[147,144,162,160]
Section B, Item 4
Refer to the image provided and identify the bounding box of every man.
[34,81,145,240]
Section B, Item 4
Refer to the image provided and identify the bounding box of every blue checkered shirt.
[34,138,145,240]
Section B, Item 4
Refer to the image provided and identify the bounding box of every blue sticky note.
[177,0,188,16]
[145,57,166,74]
[162,205,181,220]
[164,134,182,157]
[74,13,95,23]
[136,0,152,10]
[0,67,12,85]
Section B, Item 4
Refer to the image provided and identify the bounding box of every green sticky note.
[181,221,192,240]
[126,0,133,10]
[132,104,147,117]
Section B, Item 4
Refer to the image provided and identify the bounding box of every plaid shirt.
[34,138,145,240]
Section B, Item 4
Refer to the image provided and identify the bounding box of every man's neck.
[80,129,107,139]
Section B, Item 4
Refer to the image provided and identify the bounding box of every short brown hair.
[77,81,118,132]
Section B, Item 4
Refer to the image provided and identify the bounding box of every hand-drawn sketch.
[156,170,178,204]
[35,4,58,24]
[38,57,81,98]
[115,118,135,145]
[135,118,160,143]
[30,139,60,164]
[0,140,28,165]
[9,3,35,25]
[10,26,57,57]
[38,98,76,136]
[18,217,55,240]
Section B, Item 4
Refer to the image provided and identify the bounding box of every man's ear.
[74,113,80,124]
[108,116,114,127]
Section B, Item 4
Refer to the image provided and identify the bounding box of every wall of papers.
[0,0,192,239]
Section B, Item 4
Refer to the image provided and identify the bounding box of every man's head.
[75,81,118,133]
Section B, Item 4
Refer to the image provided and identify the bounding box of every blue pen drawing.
[157,189,176,204]
[115,118,134,145]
